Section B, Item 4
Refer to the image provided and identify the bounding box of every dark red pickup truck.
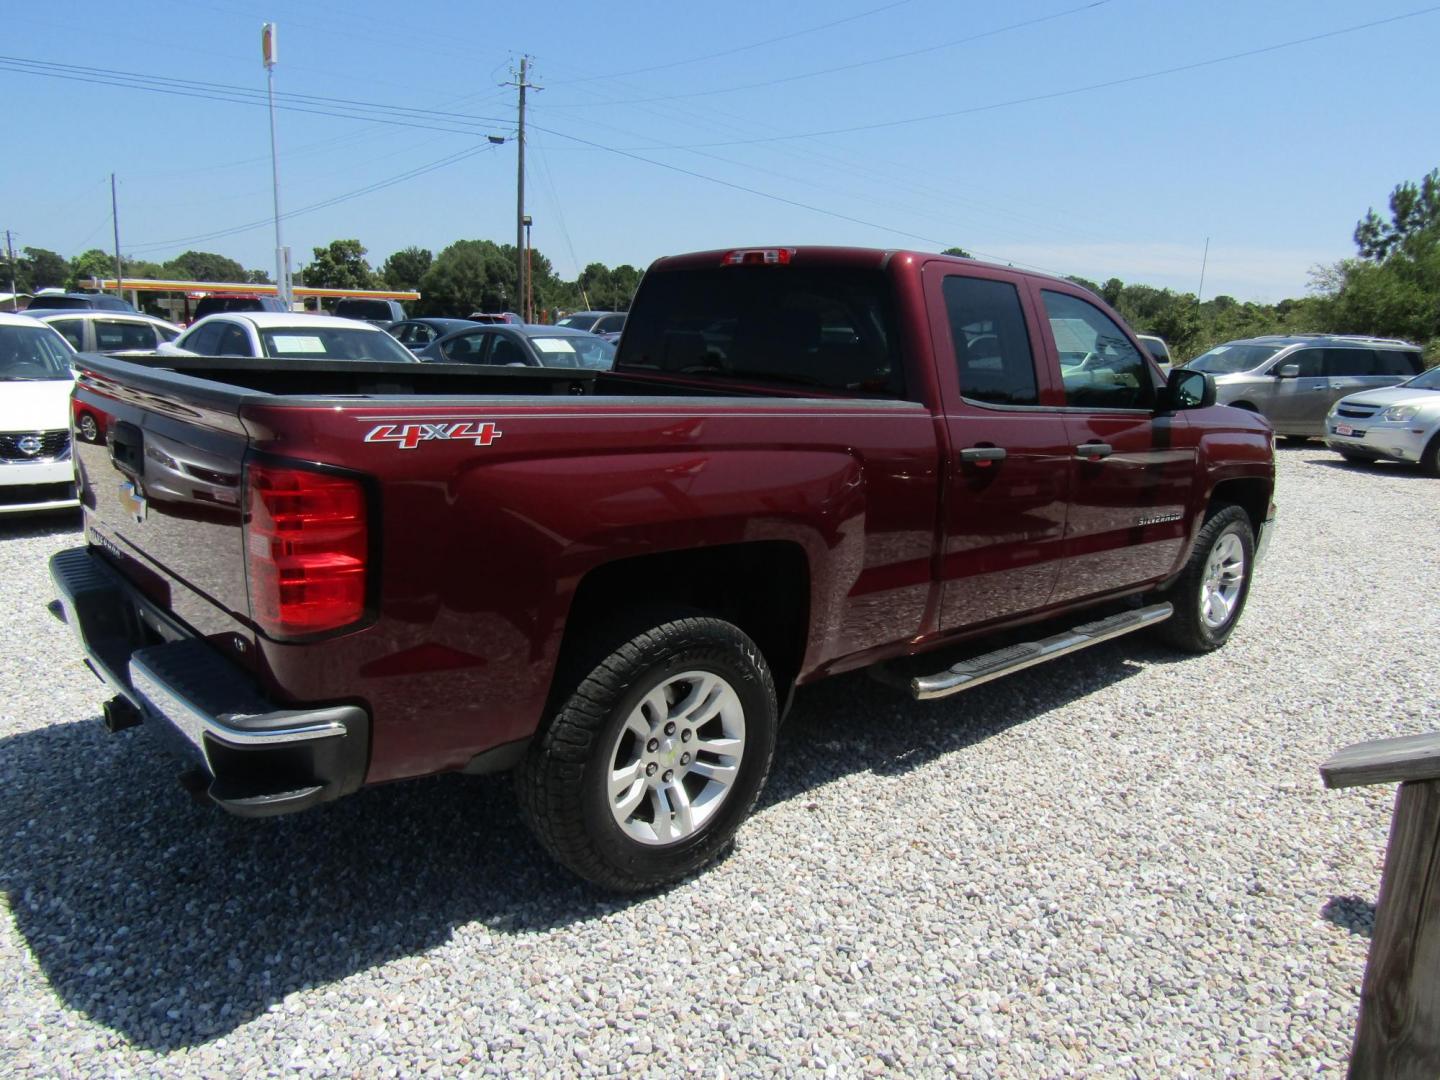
[52,247,1275,890]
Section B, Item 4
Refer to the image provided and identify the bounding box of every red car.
[53,246,1274,890]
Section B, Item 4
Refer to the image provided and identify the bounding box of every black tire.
[1157,504,1256,654]
[1336,448,1371,464]
[1277,435,1310,446]
[516,612,777,892]
[1424,434,1440,479]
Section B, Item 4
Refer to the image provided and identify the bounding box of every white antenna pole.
[263,23,292,309]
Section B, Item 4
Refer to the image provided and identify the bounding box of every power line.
[546,1,1114,107]
[549,0,920,84]
[599,4,1440,147]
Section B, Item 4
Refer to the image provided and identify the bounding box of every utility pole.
[508,56,540,320]
[4,230,16,311]
[262,23,292,308]
[110,173,124,302]
[1197,236,1210,306]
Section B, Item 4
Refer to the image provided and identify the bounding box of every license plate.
[1334,424,1354,436]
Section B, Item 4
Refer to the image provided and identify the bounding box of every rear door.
[1032,286,1197,605]
[925,264,1073,631]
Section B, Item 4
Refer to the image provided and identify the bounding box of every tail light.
[721,248,793,266]
[245,461,368,637]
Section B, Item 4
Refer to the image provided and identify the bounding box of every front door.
[1032,286,1198,606]
[925,265,1073,633]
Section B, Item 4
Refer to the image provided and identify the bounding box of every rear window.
[259,327,414,362]
[193,297,282,319]
[617,267,902,396]
[334,299,399,321]
[94,320,159,352]
[1374,348,1423,376]
[530,334,616,370]
[29,296,90,310]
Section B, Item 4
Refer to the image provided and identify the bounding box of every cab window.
[49,319,85,350]
[1041,291,1153,409]
[942,276,1038,407]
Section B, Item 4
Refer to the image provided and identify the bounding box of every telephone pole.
[110,173,124,302]
[262,23,292,308]
[508,56,540,321]
[4,230,16,311]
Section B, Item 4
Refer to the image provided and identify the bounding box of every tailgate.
[73,365,256,663]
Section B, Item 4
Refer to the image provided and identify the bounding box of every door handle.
[959,446,1007,465]
[1075,442,1112,461]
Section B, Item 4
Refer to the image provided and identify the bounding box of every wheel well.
[1209,477,1270,533]
[564,542,810,697]
[1229,401,1258,412]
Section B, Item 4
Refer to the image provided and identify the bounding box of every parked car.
[416,323,616,369]
[334,298,407,326]
[385,317,477,352]
[191,295,289,321]
[23,291,135,313]
[556,310,627,336]
[28,310,181,354]
[0,313,79,513]
[161,313,419,362]
[1185,334,1425,437]
[51,245,1274,892]
[465,312,525,325]
[1137,334,1172,370]
[1325,363,1440,474]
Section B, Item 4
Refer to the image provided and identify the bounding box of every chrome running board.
[909,603,1173,701]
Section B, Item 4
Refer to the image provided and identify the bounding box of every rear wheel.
[516,612,777,892]
[1158,504,1256,653]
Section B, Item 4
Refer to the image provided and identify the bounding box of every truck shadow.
[0,641,1148,1051]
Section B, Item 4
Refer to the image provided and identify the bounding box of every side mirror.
[1163,367,1215,411]
[1274,363,1299,379]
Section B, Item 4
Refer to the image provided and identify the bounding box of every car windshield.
[0,325,74,379]
[1187,343,1284,374]
[1402,365,1440,390]
[260,327,415,362]
[528,334,616,370]
[556,314,601,332]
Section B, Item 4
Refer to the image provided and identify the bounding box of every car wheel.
[516,611,777,892]
[1278,435,1310,446]
[1336,448,1371,464]
[1424,434,1440,478]
[77,413,99,443]
[1158,504,1256,654]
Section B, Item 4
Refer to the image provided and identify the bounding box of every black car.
[191,295,289,320]
[334,297,407,326]
[416,324,616,370]
[386,317,478,352]
[24,291,135,312]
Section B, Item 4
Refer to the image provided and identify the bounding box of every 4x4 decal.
[364,420,503,450]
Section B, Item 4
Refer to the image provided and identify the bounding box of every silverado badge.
[120,480,147,524]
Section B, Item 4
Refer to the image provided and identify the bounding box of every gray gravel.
[2,445,1437,1077]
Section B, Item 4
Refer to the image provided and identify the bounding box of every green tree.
[162,250,248,282]
[1354,168,1440,261]
[301,239,379,290]
[418,239,517,316]
[68,248,117,290]
[941,246,972,259]
[246,268,272,284]
[22,247,69,290]
[381,246,432,291]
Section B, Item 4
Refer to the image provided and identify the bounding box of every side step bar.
[909,603,1173,701]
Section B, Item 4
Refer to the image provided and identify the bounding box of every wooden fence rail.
[1322,732,1440,1080]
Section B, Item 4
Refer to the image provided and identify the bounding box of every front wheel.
[516,613,777,892]
[1158,504,1256,653]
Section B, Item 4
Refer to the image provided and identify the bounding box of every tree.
[68,248,117,290]
[22,247,69,290]
[418,239,517,316]
[381,247,432,291]
[941,246,972,259]
[1354,168,1440,261]
[246,268,272,285]
[162,250,248,282]
[301,239,379,290]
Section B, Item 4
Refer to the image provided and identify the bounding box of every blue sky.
[3,0,1437,301]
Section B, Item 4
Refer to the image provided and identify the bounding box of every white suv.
[0,313,79,513]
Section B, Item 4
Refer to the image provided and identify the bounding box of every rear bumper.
[49,545,369,817]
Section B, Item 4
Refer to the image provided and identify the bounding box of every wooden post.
[1322,733,1440,1080]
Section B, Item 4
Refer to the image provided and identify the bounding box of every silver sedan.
[1324,365,1440,474]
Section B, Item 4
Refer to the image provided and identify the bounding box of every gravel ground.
[1,445,1437,1077]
